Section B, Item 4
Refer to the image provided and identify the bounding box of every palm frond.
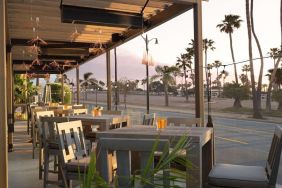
[83,72,93,81]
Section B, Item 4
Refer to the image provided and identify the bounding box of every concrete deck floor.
[8,121,58,188]
[9,121,282,188]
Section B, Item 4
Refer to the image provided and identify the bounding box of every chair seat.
[66,157,90,172]
[208,163,268,188]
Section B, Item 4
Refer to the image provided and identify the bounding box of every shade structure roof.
[7,0,195,74]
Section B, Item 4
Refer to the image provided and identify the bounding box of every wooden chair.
[101,110,123,129]
[70,108,96,145]
[56,120,89,188]
[40,116,70,188]
[31,107,47,158]
[47,106,64,111]
[142,113,156,126]
[167,117,200,127]
[98,138,170,188]
[207,126,282,188]
[35,110,55,180]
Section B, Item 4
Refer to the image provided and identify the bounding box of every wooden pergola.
[0,0,203,187]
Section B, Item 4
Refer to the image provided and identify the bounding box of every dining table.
[66,114,131,131]
[96,125,213,188]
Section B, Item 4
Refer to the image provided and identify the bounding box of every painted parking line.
[215,136,249,145]
[216,124,273,137]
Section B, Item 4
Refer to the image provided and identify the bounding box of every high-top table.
[96,125,213,188]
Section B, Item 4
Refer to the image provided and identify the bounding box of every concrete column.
[0,0,8,187]
[76,66,80,104]
[194,0,204,126]
[6,46,14,152]
[106,51,112,110]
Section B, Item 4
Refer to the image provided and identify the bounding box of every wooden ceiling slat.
[8,17,127,31]
[8,1,161,17]
[8,19,126,32]
[8,7,154,20]
[9,35,110,44]
[92,0,172,8]
[9,0,172,8]
[63,0,162,13]
[10,30,113,39]
[7,0,191,74]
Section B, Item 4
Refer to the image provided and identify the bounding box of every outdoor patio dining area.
[1,0,282,188]
[7,105,282,188]
[9,105,212,188]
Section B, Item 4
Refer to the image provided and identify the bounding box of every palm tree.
[242,64,250,77]
[265,0,282,112]
[217,14,242,84]
[219,69,229,88]
[241,64,250,86]
[262,84,268,92]
[80,72,96,101]
[268,48,281,67]
[251,0,264,110]
[203,39,215,101]
[141,78,147,93]
[176,53,192,102]
[151,65,178,106]
[246,0,262,118]
[212,60,222,89]
[239,74,250,86]
[269,68,282,89]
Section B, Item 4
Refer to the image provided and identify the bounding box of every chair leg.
[32,126,35,159]
[54,155,58,172]
[58,158,62,183]
[27,120,30,135]
[39,145,43,179]
[68,180,72,188]
[59,165,69,188]
[43,148,49,188]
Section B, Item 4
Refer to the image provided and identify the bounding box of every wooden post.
[61,74,64,104]
[76,66,80,104]
[114,48,118,111]
[194,0,204,126]
[0,0,8,187]
[106,51,112,110]
[6,46,14,152]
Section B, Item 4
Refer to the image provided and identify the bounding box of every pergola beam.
[60,5,144,28]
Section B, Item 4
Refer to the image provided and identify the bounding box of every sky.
[65,0,281,86]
